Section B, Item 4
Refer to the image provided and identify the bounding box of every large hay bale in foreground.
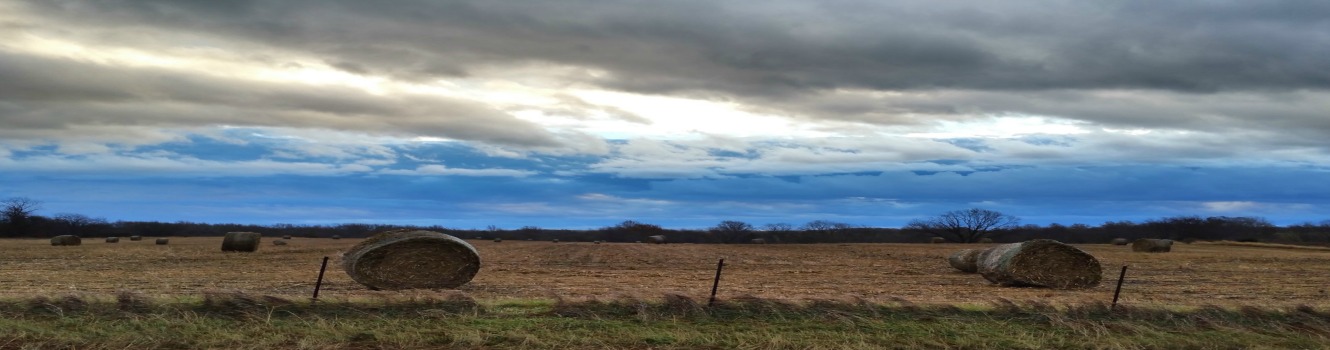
[155,238,169,245]
[105,237,120,243]
[1111,238,1129,245]
[50,235,82,246]
[341,230,481,290]
[930,237,946,243]
[976,239,1102,289]
[948,249,982,273]
[221,232,262,252]
[647,235,667,244]
[129,235,142,241]
[1131,239,1173,252]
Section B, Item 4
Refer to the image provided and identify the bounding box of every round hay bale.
[594,240,602,244]
[552,238,559,243]
[282,235,292,240]
[50,235,82,246]
[129,235,143,241]
[221,232,262,252]
[155,238,169,245]
[105,237,120,243]
[947,249,981,273]
[750,238,767,244]
[273,240,288,246]
[1111,238,1129,245]
[493,238,502,243]
[332,235,342,240]
[930,237,946,243]
[1131,239,1173,252]
[647,235,667,244]
[979,238,994,244]
[976,239,1102,289]
[341,230,480,290]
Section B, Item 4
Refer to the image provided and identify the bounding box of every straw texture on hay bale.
[105,237,120,243]
[647,235,667,244]
[750,238,767,244]
[155,238,169,245]
[221,232,262,252]
[1131,239,1173,252]
[976,239,1102,289]
[129,235,142,241]
[930,237,946,243]
[50,235,82,246]
[947,249,981,273]
[1111,238,1129,245]
[341,230,481,290]
[273,240,288,246]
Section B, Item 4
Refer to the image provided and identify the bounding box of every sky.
[2,1,1329,229]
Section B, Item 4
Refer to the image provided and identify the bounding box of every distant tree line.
[3,198,1328,244]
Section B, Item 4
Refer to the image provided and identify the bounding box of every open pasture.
[2,237,1327,307]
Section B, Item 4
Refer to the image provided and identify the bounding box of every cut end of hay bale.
[947,249,981,273]
[1111,238,1129,245]
[155,238,169,245]
[50,235,82,246]
[341,230,481,290]
[221,232,262,252]
[977,239,1102,289]
[1131,239,1173,252]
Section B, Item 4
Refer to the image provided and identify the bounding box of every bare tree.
[762,223,794,232]
[51,213,108,237]
[709,220,754,243]
[906,208,1019,243]
[1,197,42,237]
[802,220,854,233]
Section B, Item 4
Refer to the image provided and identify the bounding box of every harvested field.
[0,237,1328,307]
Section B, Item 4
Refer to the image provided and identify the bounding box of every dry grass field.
[3,237,1329,307]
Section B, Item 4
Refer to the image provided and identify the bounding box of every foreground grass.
[2,293,1329,349]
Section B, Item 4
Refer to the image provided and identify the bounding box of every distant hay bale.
[155,238,169,245]
[931,237,946,243]
[341,230,481,290]
[129,236,143,241]
[282,235,292,240]
[50,235,82,246]
[594,240,602,244]
[273,240,288,246]
[1111,238,1129,245]
[979,238,994,244]
[105,237,120,243]
[493,238,502,243]
[647,235,666,244]
[947,249,981,273]
[332,235,342,240]
[750,238,767,244]
[976,239,1102,289]
[552,239,559,243]
[221,232,262,252]
[1131,239,1173,253]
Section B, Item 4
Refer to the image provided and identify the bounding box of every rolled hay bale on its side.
[931,237,946,243]
[282,235,292,240]
[647,235,667,244]
[947,249,982,273]
[594,240,602,244]
[50,235,82,246]
[976,239,1102,289]
[493,238,502,243]
[341,230,481,290]
[750,238,767,244]
[331,235,342,240]
[221,232,262,252]
[155,238,169,245]
[105,237,120,243]
[1111,238,1129,245]
[273,240,288,246]
[1131,239,1173,253]
[552,239,560,243]
[129,235,143,241]
[979,238,994,244]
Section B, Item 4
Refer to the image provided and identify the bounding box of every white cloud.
[378,164,535,177]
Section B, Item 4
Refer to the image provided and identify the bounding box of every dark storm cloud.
[19,0,1330,95]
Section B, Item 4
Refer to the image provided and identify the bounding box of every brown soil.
[2,237,1327,307]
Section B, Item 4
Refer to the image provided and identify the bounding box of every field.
[3,237,1330,307]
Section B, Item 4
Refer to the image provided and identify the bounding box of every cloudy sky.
[2,1,1329,229]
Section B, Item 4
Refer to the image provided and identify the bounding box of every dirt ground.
[2,237,1328,307]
